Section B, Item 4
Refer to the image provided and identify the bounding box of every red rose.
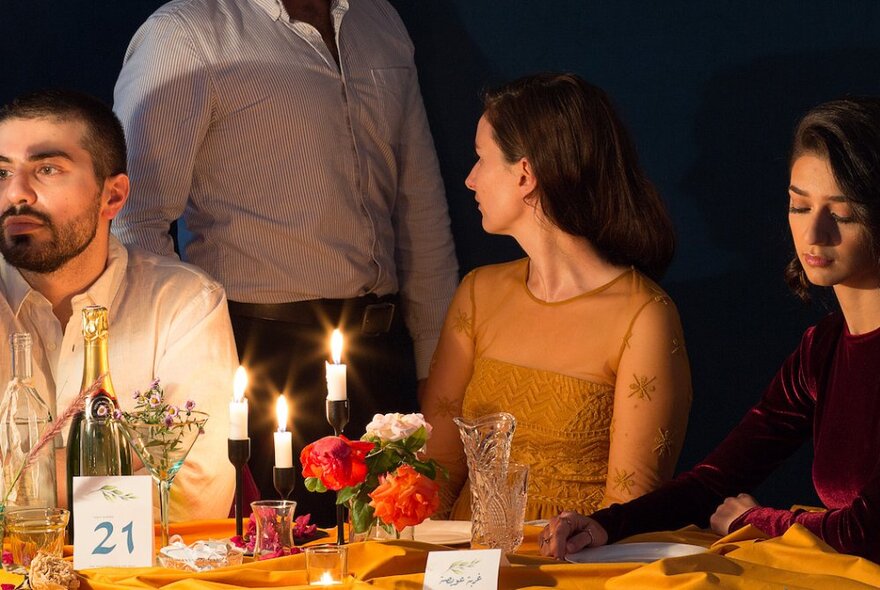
[300,435,374,490]
[369,464,440,531]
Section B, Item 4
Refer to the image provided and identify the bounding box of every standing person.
[112,0,459,523]
[0,89,236,521]
[422,73,692,520]
[541,97,880,562]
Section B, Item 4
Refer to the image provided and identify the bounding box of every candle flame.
[276,395,288,432]
[319,571,335,585]
[331,329,344,365]
[233,366,248,402]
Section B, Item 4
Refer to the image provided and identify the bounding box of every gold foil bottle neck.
[82,306,109,343]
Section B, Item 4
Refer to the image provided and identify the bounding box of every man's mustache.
[0,205,54,228]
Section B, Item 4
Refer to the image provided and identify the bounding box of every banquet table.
[3,519,880,589]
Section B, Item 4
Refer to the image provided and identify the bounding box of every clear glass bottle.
[0,332,57,509]
[66,306,132,536]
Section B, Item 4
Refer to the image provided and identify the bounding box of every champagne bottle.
[66,306,132,537]
[0,332,56,509]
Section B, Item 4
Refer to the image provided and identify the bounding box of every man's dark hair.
[482,73,675,281]
[0,89,127,181]
[785,97,880,301]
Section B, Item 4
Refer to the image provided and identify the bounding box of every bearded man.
[0,89,236,520]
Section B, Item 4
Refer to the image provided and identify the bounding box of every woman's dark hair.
[482,73,675,280]
[785,97,880,301]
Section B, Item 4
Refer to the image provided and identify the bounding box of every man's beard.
[0,201,101,274]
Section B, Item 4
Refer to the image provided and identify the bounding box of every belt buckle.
[361,302,394,336]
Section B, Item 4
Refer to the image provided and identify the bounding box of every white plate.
[565,542,707,564]
[413,520,472,545]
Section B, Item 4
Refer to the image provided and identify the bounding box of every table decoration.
[453,412,516,547]
[302,412,444,542]
[28,552,80,590]
[273,395,295,500]
[305,544,348,586]
[228,367,250,538]
[230,511,320,557]
[324,329,350,544]
[3,508,68,575]
[0,378,96,526]
[115,380,207,548]
[157,537,244,571]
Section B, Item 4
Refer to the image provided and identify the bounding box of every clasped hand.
[538,511,608,559]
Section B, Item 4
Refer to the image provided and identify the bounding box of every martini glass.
[118,411,208,548]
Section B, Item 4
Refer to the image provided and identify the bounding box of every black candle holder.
[228,438,251,538]
[326,398,349,435]
[326,398,350,544]
[273,466,296,500]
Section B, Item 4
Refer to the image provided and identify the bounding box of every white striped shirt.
[112,0,458,377]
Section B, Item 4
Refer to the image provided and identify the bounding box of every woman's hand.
[539,511,608,559]
[710,493,759,535]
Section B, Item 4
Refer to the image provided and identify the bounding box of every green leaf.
[409,459,436,479]
[304,477,327,493]
[335,486,359,504]
[350,500,376,534]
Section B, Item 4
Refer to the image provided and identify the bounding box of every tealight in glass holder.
[305,544,348,586]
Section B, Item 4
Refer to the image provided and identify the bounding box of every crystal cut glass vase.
[453,412,516,545]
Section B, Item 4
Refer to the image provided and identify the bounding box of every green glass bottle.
[66,306,132,538]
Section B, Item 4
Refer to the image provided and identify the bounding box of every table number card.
[423,549,502,590]
[73,475,154,570]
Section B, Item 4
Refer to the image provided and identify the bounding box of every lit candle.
[229,366,249,440]
[315,571,336,586]
[325,329,347,401]
[274,395,293,468]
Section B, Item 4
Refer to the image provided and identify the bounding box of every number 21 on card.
[73,476,154,569]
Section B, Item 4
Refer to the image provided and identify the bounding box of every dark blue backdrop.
[6,0,880,507]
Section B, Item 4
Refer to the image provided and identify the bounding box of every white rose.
[365,412,432,442]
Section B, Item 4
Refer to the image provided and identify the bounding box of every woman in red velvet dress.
[541,97,880,562]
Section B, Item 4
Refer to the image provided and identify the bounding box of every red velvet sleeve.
[731,469,880,560]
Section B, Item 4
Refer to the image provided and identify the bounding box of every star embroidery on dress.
[452,309,472,336]
[613,468,636,496]
[628,374,656,401]
[671,337,681,355]
[433,396,460,418]
[653,428,674,457]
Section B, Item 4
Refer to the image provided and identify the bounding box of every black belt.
[228,294,398,336]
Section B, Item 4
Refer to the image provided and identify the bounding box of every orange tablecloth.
[3,520,880,589]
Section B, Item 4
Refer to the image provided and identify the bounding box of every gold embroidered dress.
[424,259,692,520]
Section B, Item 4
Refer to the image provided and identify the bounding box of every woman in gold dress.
[422,73,693,520]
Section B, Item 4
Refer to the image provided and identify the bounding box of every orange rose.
[368,464,440,531]
[300,435,375,490]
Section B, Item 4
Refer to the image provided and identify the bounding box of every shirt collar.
[249,0,349,22]
[0,235,129,318]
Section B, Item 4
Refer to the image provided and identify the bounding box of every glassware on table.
[305,544,348,586]
[453,412,516,545]
[480,462,529,554]
[2,507,69,575]
[250,499,297,558]
[118,411,207,549]
[0,332,57,510]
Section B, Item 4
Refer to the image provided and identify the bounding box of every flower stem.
[158,479,171,549]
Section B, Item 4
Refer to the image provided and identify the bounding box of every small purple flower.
[184,399,196,412]
[149,393,162,408]
[96,405,109,417]
[113,409,123,420]
[149,378,161,390]
[132,390,141,400]
[167,405,179,417]
[163,414,174,427]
